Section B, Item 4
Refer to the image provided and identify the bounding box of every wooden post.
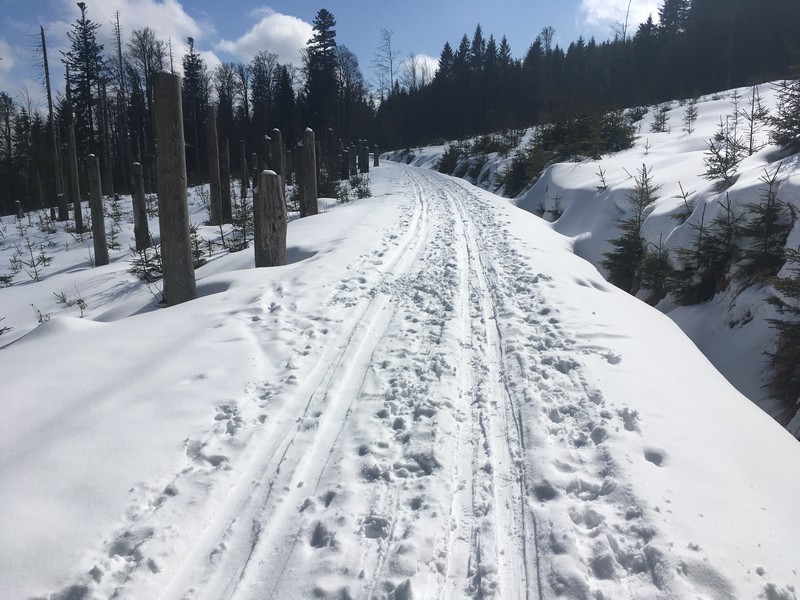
[240,140,248,200]
[205,105,222,225]
[67,110,83,233]
[221,138,232,223]
[285,149,293,185]
[253,170,288,267]
[131,162,150,251]
[87,154,109,267]
[357,139,364,173]
[350,144,357,175]
[263,135,272,170]
[374,144,380,167]
[153,70,196,306]
[361,139,370,174]
[15,201,24,219]
[341,148,350,181]
[270,129,285,183]
[299,128,318,217]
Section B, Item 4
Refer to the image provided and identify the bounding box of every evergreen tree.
[766,248,800,423]
[770,79,800,153]
[304,9,339,134]
[63,2,104,156]
[602,163,661,294]
[737,166,795,283]
[182,37,209,183]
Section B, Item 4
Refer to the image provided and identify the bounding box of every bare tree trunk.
[131,162,149,251]
[299,128,318,217]
[153,71,196,306]
[240,140,248,200]
[205,105,222,225]
[341,148,350,181]
[87,154,109,267]
[254,170,287,267]
[221,137,232,223]
[40,26,67,221]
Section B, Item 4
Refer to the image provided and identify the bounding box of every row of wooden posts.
[70,71,380,307]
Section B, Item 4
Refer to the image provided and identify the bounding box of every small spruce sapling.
[682,99,699,134]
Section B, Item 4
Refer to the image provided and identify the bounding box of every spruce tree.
[63,2,104,156]
[766,248,800,423]
[602,163,661,294]
[737,166,795,283]
[770,79,800,153]
[182,37,209,183]
[304,9,339,134]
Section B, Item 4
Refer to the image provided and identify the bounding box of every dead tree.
[153,70,196,305]
[87,154,109,266]
[240,140,248,200]
[205,105,223,225]
[254,170,288,267]
[221,137,232,223]
[131,162,149,251]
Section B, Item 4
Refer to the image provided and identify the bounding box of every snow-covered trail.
[9,163,800,600]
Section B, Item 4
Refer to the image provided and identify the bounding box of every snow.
[1,160,799,599]
[392,83,800,436]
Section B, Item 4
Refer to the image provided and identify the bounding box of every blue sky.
[0,0,661,107]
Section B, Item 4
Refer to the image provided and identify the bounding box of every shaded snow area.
[390,82,800,436]
[2,163,799,599]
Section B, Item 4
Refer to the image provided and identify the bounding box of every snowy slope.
[1,163,799,599]
[390,83,800,436]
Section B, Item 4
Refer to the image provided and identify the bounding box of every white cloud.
[579,0,660,35]
[0,38,19,96]
[215,9,312,66]
[52,0,218,75]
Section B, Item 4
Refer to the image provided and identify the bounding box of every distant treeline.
[1,0,798,216]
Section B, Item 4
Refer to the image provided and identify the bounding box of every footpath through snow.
[1,163,799,599]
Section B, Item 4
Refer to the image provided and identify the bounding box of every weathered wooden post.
[350,144,357,175]
[341,148,350,181]
[50,206,57,221]
[374,144,380,167]
[253,170,288,267]
[239,140,248,200]
[221,138,232,223]
[15,201,24,219]
[357,139,365,173]
[263,134,272,170]
[361,139,370,174]
[131,162,150,251]
[299,128,318,217]
[270,129,285,183]
[87,154,109,267]
[205,105,223,225]
[285,149,293,185]
[67,110,83,233]
[153,70,196,305]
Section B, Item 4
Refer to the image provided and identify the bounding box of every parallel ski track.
[410,168,541,600]
[159,177,431,600]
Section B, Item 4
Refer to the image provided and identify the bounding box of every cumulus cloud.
[215,8,312,66]
[579,0,660,35]
[52,0,218,75]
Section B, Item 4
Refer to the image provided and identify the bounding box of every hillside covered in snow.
[390,81,800,438]
[1,156,799,599]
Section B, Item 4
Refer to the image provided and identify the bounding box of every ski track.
[47,165,730,600]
